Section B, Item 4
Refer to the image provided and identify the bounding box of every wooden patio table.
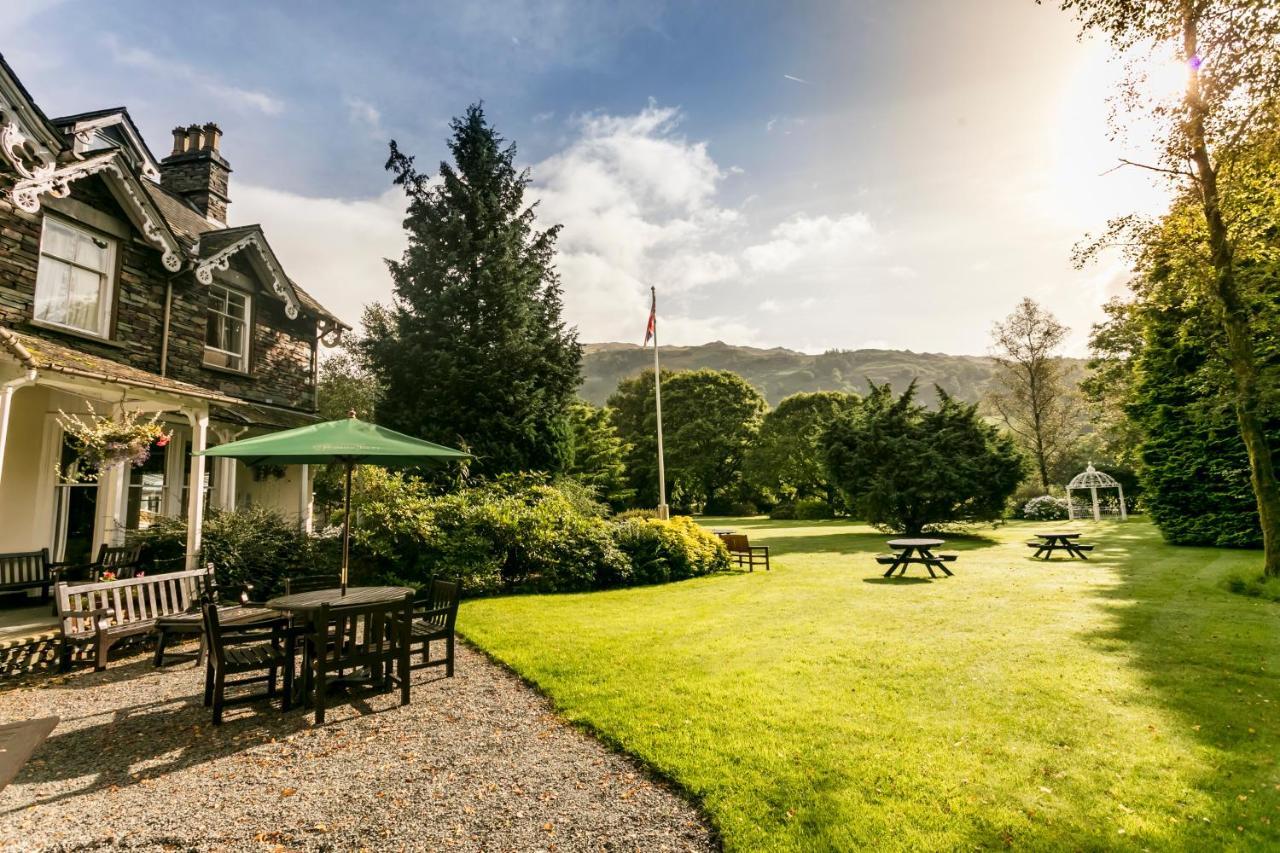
[1029,532,1092,560]
[266,586,414,700]
[879,538,956,578]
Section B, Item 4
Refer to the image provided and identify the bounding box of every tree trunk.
[1183,6,1280,576]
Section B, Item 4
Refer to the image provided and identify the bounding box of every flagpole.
[651,286,669,520]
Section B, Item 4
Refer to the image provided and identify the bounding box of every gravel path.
[0,642,716,852]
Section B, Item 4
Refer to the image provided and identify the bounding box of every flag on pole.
[643,289,656,347]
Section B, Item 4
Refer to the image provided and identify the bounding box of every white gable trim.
[10,151,184,272]
[195,232,301,320]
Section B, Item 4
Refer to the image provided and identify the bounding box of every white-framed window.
[204,284,251,371]
[33,216,117,338]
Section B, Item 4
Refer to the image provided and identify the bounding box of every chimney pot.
[185,123,204,151]
[202,122,222,152]
[170,127,188,156]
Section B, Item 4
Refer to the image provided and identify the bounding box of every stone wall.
[0,176,317,411]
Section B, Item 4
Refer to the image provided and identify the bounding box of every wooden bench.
[55,568,211,672]
[0,549,53,603]
[723,534,770,571]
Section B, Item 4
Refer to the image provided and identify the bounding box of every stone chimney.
[158,122,231,225]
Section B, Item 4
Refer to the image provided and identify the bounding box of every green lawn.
[459,519,1280,851]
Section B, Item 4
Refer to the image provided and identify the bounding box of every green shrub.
[127,507,316,599]
[769,502,797,520]
[614,508,658,522]
[351,470,630,594]
[792,498,834,520]
[611,516,730,585]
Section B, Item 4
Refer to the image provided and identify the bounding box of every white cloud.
[231,184,407,329]
[533,101,747,342]
[103,35,284,115]
[743,213,878,274]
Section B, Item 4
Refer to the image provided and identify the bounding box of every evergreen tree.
[361,105,582,475]
[824,382,1023,535]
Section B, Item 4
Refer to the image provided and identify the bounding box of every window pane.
[206,312,223,349]
[73,231,111,272]
[66,266,104,331]
[34,258,72,323]
[224,317,243,354]
[42,220,78,262]
[226,290,246,317]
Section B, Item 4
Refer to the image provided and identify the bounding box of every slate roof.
[0,326,319,428]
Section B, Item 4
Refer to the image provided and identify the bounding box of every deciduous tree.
[1056,0,1280,575]
[987,298,1080,491]
[743,391,860,510]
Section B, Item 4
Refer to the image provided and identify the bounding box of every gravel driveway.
[0,642,715,852]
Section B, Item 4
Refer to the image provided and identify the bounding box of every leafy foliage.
[360,105,581,476]
[565,402,633,509]
[986,298,1082,490]
[611,516,730,585]
[609,368,767,510]
[824,382,1024,534]
[127,507,322,599]
[743,391,859,510]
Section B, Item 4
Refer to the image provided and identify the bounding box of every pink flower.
[156,435,170,448]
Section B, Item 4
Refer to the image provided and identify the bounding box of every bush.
[614,508,658,522]
[1021,495,1069,521]
[127,507,316,599]
[769,502,796,520]
[351,471,631,594]
[611,516,730,585]
[792,498,834,520]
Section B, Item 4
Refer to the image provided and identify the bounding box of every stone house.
[0,54,347,568]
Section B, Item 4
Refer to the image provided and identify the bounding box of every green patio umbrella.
[200,413,469,594]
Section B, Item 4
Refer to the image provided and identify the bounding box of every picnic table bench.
[1027,532,1094,560]
[877,538,957,578]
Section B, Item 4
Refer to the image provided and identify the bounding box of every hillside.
[580,341,1086,407]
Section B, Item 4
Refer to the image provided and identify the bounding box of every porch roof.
[0,326,318,430]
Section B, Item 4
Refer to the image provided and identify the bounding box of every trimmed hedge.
[611,516,731,585]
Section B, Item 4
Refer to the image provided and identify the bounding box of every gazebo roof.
[1068,463,1120,489]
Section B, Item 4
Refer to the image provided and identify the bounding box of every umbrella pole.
[342,461,352,595]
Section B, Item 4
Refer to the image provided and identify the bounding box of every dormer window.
[33,216,117,338]
[204,284,251,371]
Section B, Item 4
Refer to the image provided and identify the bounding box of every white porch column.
[92,404,130,551]
[162,430,187,518]
[0,371,37,495]
[184,408,209,569]
[210,426,244,511]
[298,464,313,533]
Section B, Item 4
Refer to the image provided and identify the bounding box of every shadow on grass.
[963,522,1280,849]
[861,576,933,586]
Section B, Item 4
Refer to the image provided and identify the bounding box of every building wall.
[0,177,317,411]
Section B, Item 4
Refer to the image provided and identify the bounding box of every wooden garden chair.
[723,534,770,571]
[408,578,460,675]
[201,601,293,725]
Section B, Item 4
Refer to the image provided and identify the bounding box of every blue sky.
[3,0,1174,355]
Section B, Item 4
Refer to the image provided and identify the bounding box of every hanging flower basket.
[57,405,172,483]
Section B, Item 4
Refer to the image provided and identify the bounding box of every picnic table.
[266,586,414,703]
[876,538,956,578]
[1028,532,1094,560]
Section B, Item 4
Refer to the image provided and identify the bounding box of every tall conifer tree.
[363,105,582,474]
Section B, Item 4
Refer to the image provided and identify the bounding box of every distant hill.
[580,341,1086,407]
